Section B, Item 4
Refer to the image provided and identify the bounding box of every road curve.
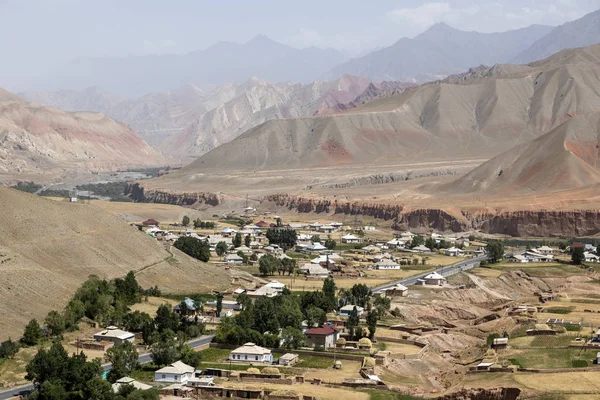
[0,334,215,400]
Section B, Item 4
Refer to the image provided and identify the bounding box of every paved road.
[0,334,215,400]
[373,254,489,292]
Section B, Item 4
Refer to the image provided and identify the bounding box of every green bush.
[564,325,581,332]
[546,307,572,314]
[571,359,588,368]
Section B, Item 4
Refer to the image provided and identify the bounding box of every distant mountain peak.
[246,34,278,45]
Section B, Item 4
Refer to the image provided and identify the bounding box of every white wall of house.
[154,372,193,384]
[229,353,272,362]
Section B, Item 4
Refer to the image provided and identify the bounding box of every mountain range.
[23,76,415,161]
[0,89,164,177]
[30,36,348,97]
[164,44,600,176]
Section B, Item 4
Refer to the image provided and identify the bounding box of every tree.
[350,284,371,308]
[324,238,336,250]
[305,306,326,328]
[244,234,251,247]
[233,232,242,248]
[123,311,154,333]
[44,311,66,338]
[374,296,391,316]
[322,277,337,311]
[253,298,280,334]
[216,293,224,316]
[215,241,228,257]
[366,310,378,339]
[114,271,142,305]
[105,341,139,383]
[310,235,321,243]
[487,240,505,263]
[425,237,437,250]
[411,235,425,248]
[0,338,19,359]
[150,330,178,366]
[347,306,360,340]
[281,327,304,349]
[178,344,202,368]
[266,229,297,249]
[154,304,180,333]
[182,215,190,226]
[572,247,585,265]
[259,254,279,276]
[281,258,296,275]
[22,319,43,346]
[173,236,211,262]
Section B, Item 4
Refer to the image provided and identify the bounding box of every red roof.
[142,219,160,226]
[256,221,269,227]
[571,242,585,248]
[304,323,338,336]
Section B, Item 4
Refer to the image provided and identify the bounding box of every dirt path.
[465,273,512,300]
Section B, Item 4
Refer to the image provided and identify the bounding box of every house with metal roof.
[339,305,364,317]
[304,324,339,349]
[111,377,152,393]
[154,361,195,383]
[174,297,200,316]
[230,343,273,363]
[374,259,400,270]
[93,326,135,345]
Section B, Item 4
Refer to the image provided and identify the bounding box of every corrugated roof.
[304,323,338,336]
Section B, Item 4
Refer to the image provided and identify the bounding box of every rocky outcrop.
[395,209,468,232]
[436,388,520,400]
[125,183,221,206]
[476,210,600,237]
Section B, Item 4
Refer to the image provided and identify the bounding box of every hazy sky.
[0,0,598,83]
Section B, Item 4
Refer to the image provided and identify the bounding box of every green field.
[503,348,591,369]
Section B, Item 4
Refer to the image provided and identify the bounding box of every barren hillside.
[446,112,600,195]
[0,89,165,177]
[0,187,233,340]
[173,44,600,173]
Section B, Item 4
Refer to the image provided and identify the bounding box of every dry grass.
[89,200,212,224]
[471,267,504,279]
[379,342,422,355]
[302,360,363,382]
[0,346,39,387]
[130,296,178,317]
[515,372,600,392]
[220,381,369,400]
[274,275,392,291]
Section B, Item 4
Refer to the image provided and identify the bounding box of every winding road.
[0,334,215,400]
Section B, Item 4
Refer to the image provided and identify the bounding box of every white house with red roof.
[304,323,339,349]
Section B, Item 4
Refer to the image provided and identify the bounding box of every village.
[4,211,600,400]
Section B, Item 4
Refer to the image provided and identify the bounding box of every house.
[507,254,528,263]
[444,247,464,257]
[342,234,362,244]
[265,280,286,293]
[235,245,253,255]
[186,377,215,387]
[310,222,323,230]
[142,219,160,227]
[299,263,330,278]
[264,244,284,254]
[256,221,270,228]
[400,231,414,240]
[364,225,376,231]
[224,254,244,264]
[386,238,406,249]
[585,244,598,253]
[307,242,327,252]
[362,245,381,254]
[174,298,200,316]
[374,259,400,270]
[383,284,408,297]
[492,337,509,348]
[597,352,600,365]
[220,310,233,318]
[220,227,237,237]
[411,245,430,253]
[330,222,343,229]
[422,272,446,286]
[243,224,262,232]
[536,246,555,255]
[230,343,273,363]
[154,361,195,383]
[340,305,364,317]
[246,281,285,299]
[304,324,339,349]
[320,225,336,234]
[584,252,600,263]
[93,326,135,345]
[278,353,299,366]
[205,300,243,311]
[111,377,152,393]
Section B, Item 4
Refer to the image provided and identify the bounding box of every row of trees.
[174,236,211,262]
[258,255,296,276]
[266,229,297,249]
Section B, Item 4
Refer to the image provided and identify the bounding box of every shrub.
[262,367,280,375]
[571,359,588,368]
[246,368,260,374]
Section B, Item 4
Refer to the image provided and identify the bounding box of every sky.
[0,0,598,83]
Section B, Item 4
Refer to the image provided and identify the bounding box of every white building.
[224,253,244,263]
[341,234,362,244]
[444,247,464,257]
[93,326,135,345]
[422,272,446,286]
[584,252,600,263]
[111,377,152,393]
[339,305,364,317]
[230,343,273,363]
[386,238,406,249]
[374,259,400,270]
[412,245,431,253]
[154,361,195,383]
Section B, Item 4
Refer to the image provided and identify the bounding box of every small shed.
[278,353,299,366]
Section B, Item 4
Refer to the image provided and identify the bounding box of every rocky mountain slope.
[0,89,165,177]
[326,23,554,82]
[513,9,600,64]
[0,186,233,340]
[25,76,409,159]
[448,112,600,195]
[32,35,348,96]
[176,44,600,172]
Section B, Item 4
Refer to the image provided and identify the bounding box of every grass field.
[273,275,393,291]
[221,381,370,400]
[491,263,585,277]
[501,348,592,369]
[130,296,178,316]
